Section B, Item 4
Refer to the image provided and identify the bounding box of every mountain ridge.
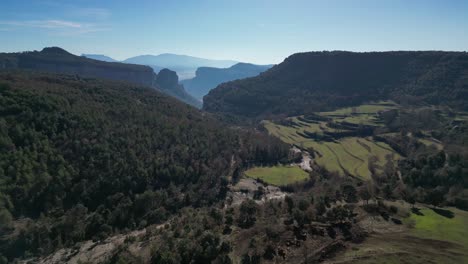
[204,50,468,118]
[81,54,118,62]
[0,47,200,107]
[123,53,238,68]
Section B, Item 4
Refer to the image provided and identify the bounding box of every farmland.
[263,101,400,180]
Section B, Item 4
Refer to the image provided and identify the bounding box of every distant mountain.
[124,53,238,68]
[204,51,468,118]
[0,47,200,107]
[124,53,239,80]
[181,63,272,100]
[82,54,118,62]
[156,68,202,108]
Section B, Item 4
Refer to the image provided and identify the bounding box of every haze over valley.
[1,1,468,263]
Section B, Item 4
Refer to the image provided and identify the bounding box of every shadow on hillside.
[411,207,424,216]
[432,208,454,219]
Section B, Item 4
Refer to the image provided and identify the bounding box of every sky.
[0,0,467,64]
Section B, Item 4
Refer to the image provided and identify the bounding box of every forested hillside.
[204,51,468,118]
[0,47,200,107]
[0,47,156,87]
[0,71,289,261]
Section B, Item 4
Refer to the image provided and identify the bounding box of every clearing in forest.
[328,206,468,264]
[244,165,309,186]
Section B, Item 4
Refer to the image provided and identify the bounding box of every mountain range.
[82,53,271,102]
[0,47,200,107]
[81,54,118,63]
[181,63,272,100]
[83,53,239,80]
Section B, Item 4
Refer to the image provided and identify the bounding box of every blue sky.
[1,0,467,64]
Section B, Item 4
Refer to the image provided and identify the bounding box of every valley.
[1,48,468,264]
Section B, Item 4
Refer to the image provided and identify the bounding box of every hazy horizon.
[1,0,468,64]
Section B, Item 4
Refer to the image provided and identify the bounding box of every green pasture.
[244,165,309,186]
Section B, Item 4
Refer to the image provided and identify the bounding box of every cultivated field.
[263,101,400,180]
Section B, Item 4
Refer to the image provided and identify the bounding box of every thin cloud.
[1,20,82,29]
[0,19,109,34]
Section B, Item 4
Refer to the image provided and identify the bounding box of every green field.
[244,165,309,186]
[328,206,468,264]
[263,101,400,180]
[406,207,468,248]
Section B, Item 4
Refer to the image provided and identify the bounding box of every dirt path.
[299,152,312,171]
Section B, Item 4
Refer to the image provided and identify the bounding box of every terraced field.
[263,101,400,180]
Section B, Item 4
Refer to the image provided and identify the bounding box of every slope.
[204,51,468,118]
[0,71,289,261]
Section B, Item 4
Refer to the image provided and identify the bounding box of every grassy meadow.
[328,206,468,264]
[244,165,309,186]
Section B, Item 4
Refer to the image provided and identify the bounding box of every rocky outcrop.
[181,63,272,100]
[155,68,201,108]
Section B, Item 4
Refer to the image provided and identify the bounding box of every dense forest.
[0,71,289,261]
[204,51,468,118]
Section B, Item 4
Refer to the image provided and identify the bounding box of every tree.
[358,187,371,204]
[237,199,258,228]
[342,185,358,203]
[0,209,12,231]
[284,195,294,213]
[426,186,445,208]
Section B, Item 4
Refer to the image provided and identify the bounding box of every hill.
[181,63,272,100]
[203,51,468,118]
[0,71,289,262]
[82,54,118,62]
[0,47,200,107]
[124,53,238,80]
